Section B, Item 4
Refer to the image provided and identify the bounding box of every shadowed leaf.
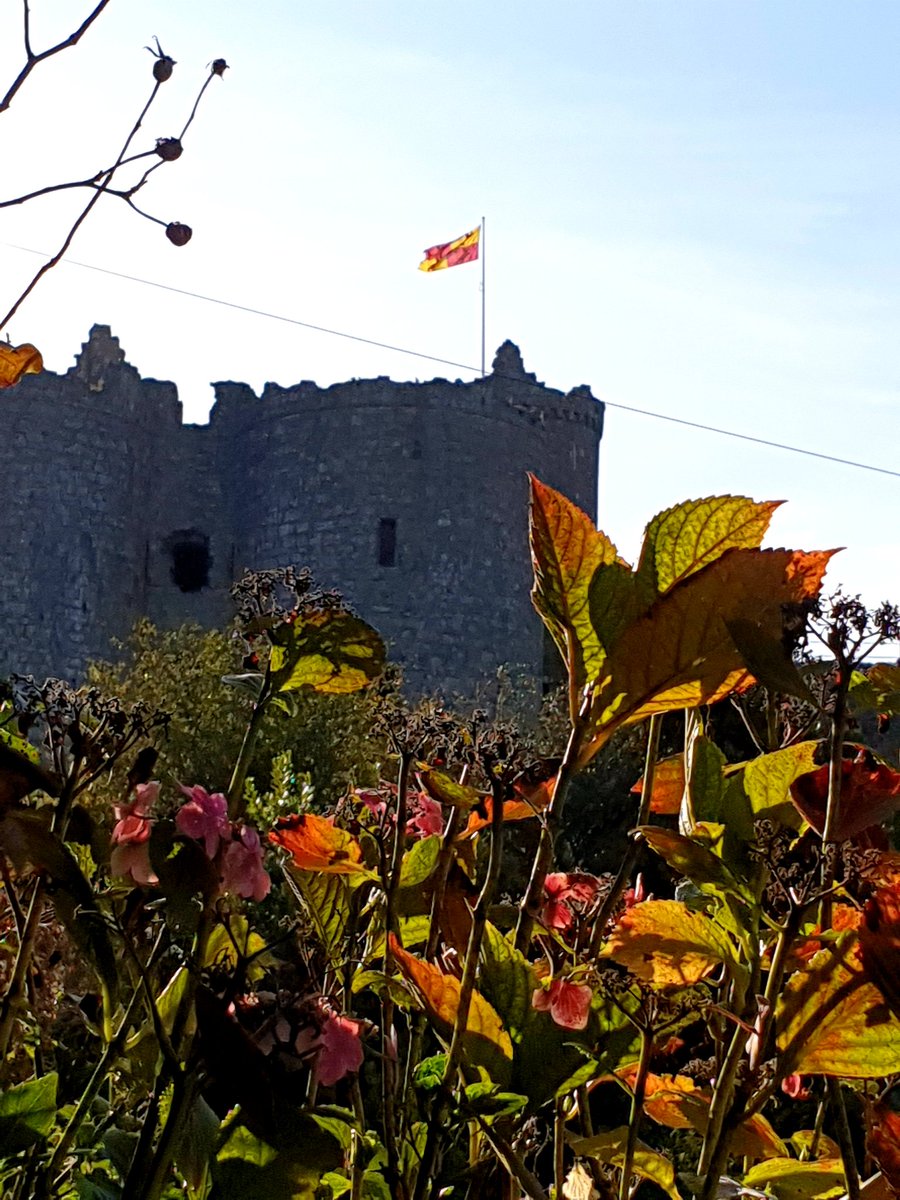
[270,610,385,694]
[0,1072,57,1155]
[283,866,352,962]
[479,922,536,1043]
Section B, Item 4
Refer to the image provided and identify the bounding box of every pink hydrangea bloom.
[221,825,271,902]
[406,792,444,839]
[781,1074,811,1101]
[315,1007,364,1086]
[110,782,159,885]
[176,784,230,858]
[532,978,592,1031]
[541,872,599,930]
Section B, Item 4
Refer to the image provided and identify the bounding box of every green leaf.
[417,766,486,812]
[150,822,219,936]
[849,664,900,717]
[741,741,817,828]
[570,1126,680,1200]
[638,826,753,907]
[413,1054,447,1090]
[283,866,351,964]
[173,1091,219,1195]
[464,1081,528,1117]
[214,1114,343,1200]
[0,1072,58,1155]
[636,496,782,596]
[479,922,535,1043]
[686,733,726,826]
[742,1158,846,1200]
[399,836,441,890]
[270,610,385,695]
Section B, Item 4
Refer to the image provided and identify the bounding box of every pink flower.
[623,872,648,910]
[221,825,271,902]
[315,1007,364,1086]
[781,1074,811,1101]
[541,872,599,931]
[176,784,230,858]
[356,789,387,821]
[406,792,444,839]
[532,978,592,1031]
[110,782,159,885]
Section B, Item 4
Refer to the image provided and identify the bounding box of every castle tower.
[1,328,603,694]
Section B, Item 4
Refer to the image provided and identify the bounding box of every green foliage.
[86,619,383,807]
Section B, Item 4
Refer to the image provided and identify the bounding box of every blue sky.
[1,1,898,643]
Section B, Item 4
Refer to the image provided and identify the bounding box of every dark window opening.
[167,530,211,592]
[378,518,397,567]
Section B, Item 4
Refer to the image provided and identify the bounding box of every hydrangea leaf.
[479,922,536,1043]
[270,610,385,694]
[741,1158,846,1200]
[389,935,513,1085]
[636,496,782,596]
[0,1073,57,1155]
[741,741,818,828]
[600,899,739,987]
[630,754,685,816]
[270,813,374,878]
[569,1127,680,1200]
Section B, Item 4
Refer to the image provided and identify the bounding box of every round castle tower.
[1,328,603,695]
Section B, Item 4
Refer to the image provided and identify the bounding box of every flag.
[419,227,480,272]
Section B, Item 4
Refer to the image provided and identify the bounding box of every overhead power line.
[5,242,900,480]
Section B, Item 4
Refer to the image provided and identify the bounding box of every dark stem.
[1,0,112,114]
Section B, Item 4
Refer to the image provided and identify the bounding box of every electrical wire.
[4,241,900,480]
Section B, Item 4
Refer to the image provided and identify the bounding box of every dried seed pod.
[153,55,175,82]
[211,59,229,77]
[155,137,183,161]
[165,222,192,246]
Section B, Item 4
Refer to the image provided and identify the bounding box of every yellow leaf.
[529,475,620,699]
[777,937,900,1077]
[599,899,737,986]
[636,496,782,595]
[270,610,384,694]
[742,1158,846,1200]
[0,342,42,388]
[569,1127,680,1200]
[741,741,819,827]
[390,936,513,1083]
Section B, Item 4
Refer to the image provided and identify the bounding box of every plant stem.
[473,1114,549,1200]
[827,1078,861,1200]
[554,1097,566,1200]
[619,1027,653,1200]
[227,675,272,820]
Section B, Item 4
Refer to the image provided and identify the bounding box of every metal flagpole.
[480,216,486,376]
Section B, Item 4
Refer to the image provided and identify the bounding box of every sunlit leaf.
[399,835,442,890]
[389,935,513,1084]
[741,742,819,828]
[790,752,900,840]
[417,766,486,812]
[639,827,753,907]
[205,917,268,981]
[529,474,620,696]
[636,496,782,596]
[741,1158,845,1200]
[283,866,352,963]
[631,755,685,816]
[569,1127,680,1200]
[776,937,900,1077]
[0,1072,57,1155]
[850,664,900,718]
[790,1130,841,1161]
[458,794,546,839]
[584,547,835,761]
[270,609,385,694]
[600,899,738,987]
[479,922,536,1043]
[269,813,374,877]
[0,341,42,389]
[686,733,727,826]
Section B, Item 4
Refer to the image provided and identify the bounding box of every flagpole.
[480,216,486,376]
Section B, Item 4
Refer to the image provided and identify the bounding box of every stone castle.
[0,325,604,695]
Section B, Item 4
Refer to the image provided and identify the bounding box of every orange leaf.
[868,1082,900,1196]
[600,899,737,987]
[268,813,372,876]
[631,755,685,816]
[0,342,42,388]
[529,475,620,697]
[790,752,900,840]
[584,547,835,761]
[389,935,513,1081]
[457,783,553,839]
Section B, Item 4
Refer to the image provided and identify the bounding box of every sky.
[1,1,898,653]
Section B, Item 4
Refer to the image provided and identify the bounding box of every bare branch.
[1,0,113,114]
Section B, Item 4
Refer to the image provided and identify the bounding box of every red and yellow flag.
[419,227,480,272]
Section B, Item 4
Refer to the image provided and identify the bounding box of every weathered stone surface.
[0,327,603,696]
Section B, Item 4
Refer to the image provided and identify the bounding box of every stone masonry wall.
[0,327,603,696]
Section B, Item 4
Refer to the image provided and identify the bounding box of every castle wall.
[0,328,603,696]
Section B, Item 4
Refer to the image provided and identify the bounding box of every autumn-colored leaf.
[584,547,834,762]
[638,827,752,907]
[269,609,385,694]
[529,475,620,702]
[741,741,819,828]
[741,1158,846,1200]
[859,879,900,1019]
[631,755,685,816]
[615,1068,785,1159]
[0,342,42,389]
[389,935,513,1083]
[600,899,738,987]
[569,1127,680,1200]
[777,937,900,1077]
[269,813,373,877]
[636,496,782,596]
[458,794,548,839]
[790,751,900,840]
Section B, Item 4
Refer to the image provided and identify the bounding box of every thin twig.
[1,1,113,114]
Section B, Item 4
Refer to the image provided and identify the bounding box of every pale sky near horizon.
[1,1,898,653]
